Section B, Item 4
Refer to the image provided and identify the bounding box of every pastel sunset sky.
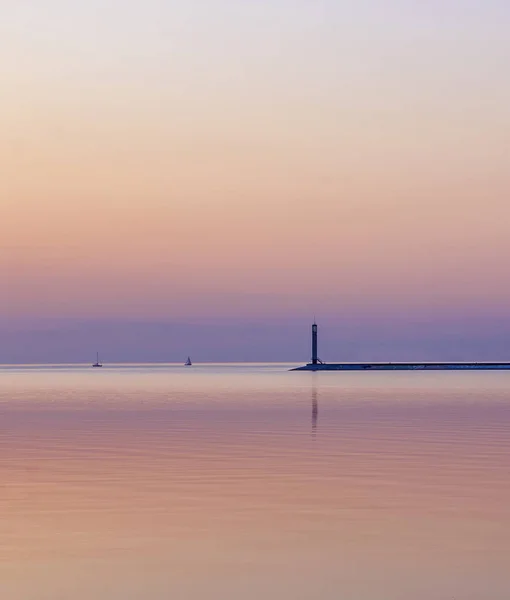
[2,1,510,362]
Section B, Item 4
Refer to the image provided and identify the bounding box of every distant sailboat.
[92,352,103,368]
[185,356,192,366]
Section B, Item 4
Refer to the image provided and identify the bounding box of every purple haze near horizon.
[3,315,510,364]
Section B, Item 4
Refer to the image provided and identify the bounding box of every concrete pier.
[292,361,510,371]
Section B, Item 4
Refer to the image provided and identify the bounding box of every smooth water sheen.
[1,364,510,599]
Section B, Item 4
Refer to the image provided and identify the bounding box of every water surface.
[1,365,509,599]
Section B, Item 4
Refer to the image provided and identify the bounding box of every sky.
[2,1,510,362]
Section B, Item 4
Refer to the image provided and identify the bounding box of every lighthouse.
[312,321,318,365]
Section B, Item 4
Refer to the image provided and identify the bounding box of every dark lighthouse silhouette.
[292,321,510,371]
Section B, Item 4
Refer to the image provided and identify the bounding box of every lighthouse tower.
[310,320,324,366]
[311,321,319,365]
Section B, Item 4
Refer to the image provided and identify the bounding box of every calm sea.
[1,364,509,599]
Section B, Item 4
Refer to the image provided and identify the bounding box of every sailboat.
[184,356,192,366]
[92,352,103,368]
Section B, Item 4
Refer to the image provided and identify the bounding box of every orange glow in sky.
[3,2,510,325]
